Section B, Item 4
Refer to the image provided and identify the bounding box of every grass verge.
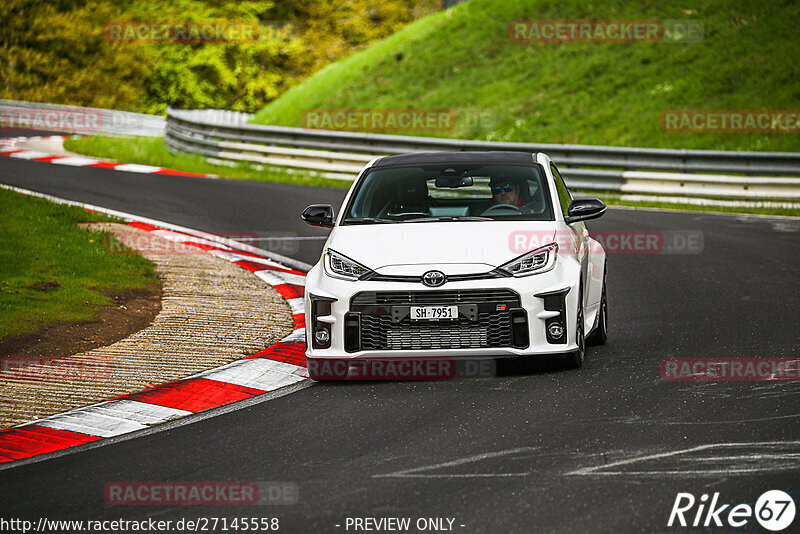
[252,0,800,153]
[63,136,352,189]
[0,187,160,340]
[575,191,799,217]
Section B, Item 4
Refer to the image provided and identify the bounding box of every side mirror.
[302,204,335,228]
[565,198,606,224]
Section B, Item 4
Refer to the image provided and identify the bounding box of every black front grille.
[349,290,522,351]
[351,289,520,306]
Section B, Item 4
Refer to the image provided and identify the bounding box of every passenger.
[391,177,429,214]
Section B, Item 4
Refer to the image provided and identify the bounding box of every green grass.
[63,136,352,189]
[0,188,160,340]
[575,191,799,217]
[252,0,800,153]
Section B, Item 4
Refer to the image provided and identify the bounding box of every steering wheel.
[481,203,522,215]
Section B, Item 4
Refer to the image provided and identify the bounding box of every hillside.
[252,0,800,152]
[0,0,435,114]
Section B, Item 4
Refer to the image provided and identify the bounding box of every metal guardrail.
[2,99,795,202]
[0,99,165,137]
[165,108,800,200]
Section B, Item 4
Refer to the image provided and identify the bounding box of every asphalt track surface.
[1,148,799,533]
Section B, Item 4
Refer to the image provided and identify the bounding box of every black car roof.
[373,151,536,167]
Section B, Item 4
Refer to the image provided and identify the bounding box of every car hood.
[327,221,557,275]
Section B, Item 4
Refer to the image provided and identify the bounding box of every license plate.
[410,306,458,321]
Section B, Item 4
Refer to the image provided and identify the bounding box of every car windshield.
[343,163,554,224]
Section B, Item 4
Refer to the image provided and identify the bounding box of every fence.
[165,108,800,200]
[0,99,165,137]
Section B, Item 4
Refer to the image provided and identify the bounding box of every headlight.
[498,243,558,276]
[324,249,372,280]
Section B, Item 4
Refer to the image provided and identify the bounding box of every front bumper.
[304,257,584,361]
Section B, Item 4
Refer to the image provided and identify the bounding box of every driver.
[489,175,523,208]
[486,174,541,215]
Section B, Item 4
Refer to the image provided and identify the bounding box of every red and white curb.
[0,136,210,178]
[0,186,308,464]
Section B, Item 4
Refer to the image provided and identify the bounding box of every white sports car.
[301,151,608,379]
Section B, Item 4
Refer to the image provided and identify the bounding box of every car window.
[344,163,554,223]
[550,163,572,218]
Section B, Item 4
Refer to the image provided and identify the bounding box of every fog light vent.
[344,312,361,353]
[510,308,530,349]
[535,287,570,345]
[310,294,336,349]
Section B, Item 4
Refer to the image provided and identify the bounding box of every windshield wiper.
[343,217,399,224]
[404,216,493,223]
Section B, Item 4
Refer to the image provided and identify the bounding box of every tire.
[564,286,585,369]
[586,262,608,346]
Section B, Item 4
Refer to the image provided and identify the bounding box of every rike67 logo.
[668,490,796,531]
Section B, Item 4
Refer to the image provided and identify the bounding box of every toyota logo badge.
[422,270,446,287]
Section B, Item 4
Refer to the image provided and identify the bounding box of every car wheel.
[586,262,608,346]
[565,286,585,369]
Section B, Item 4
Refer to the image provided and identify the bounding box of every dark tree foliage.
[0,0,436,113]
